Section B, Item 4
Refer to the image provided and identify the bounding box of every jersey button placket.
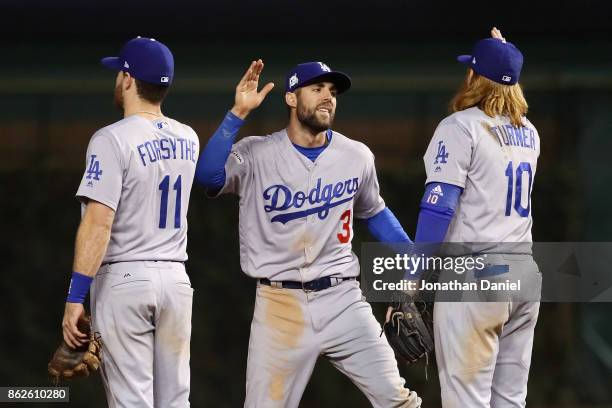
[304,164,317,265]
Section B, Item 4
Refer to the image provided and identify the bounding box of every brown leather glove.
[48,315,102,382]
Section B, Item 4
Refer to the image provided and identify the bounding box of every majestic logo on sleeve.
[434,141,449,164]
[263,177,359,224]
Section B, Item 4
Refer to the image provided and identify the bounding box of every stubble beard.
[114,83,124,111]
[297,104,335,134]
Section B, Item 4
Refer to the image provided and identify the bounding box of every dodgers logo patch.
[263,177,359,224]
[434,141,449,164]
[85,154,103,181]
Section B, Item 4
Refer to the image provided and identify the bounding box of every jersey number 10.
[504,161,532,217]
[159,175,182,229]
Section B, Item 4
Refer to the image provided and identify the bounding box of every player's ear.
[466,68,474,85]
[115,71,123,87]
[123,72,134,91]
[285,92,297,109]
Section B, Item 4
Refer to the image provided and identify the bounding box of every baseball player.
[195,60,422,407]
[59,37,199,407]
[413,28,541,406]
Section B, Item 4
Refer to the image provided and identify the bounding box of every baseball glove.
[48,315,102,383]
[383,300,434,372]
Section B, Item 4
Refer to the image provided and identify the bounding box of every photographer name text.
[372,279,521,291]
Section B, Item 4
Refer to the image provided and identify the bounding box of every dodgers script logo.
[263,177,359,224]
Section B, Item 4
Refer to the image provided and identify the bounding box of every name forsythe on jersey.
[263,177,359,224]
[137,136,198,166]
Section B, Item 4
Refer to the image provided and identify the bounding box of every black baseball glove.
[383,300,435,369]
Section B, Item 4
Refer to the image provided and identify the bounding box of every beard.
[297,103,335,133]
[113,83,124,111]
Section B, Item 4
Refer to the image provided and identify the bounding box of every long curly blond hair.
[450,69,528,127]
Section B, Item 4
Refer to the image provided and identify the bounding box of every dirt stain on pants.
[261,286,305,401]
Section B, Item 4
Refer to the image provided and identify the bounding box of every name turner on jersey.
[491,124,536,150]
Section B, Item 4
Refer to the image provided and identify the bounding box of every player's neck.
[287,121,327,148]
[123,100,163,120]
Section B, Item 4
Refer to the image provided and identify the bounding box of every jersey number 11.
[159,175,182,229]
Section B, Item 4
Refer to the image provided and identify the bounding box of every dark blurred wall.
[3,0,612,42]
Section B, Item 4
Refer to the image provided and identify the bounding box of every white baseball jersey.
[216,129,385,281]
[76,115,199,262]
[424,106,540,247]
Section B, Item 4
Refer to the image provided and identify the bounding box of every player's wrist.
[66,271,94,304]
[230,105,250,120]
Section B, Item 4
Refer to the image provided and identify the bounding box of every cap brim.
[304,72,352,94]
[457,55,472,66]
[100,57,123,71]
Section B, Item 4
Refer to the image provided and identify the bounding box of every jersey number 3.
[337,209,352,243]
[505,161,532,217]
[159,175,182,229]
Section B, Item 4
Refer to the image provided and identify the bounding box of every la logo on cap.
[289,73,299,88]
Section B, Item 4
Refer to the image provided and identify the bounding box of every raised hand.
[491,27,506,42]
[231,59,275,120]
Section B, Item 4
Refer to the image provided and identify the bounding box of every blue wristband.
[195,110,245,191]
[66,271,93,303]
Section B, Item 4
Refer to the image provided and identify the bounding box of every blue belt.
[259,276,355,292]
[474,264,509,278]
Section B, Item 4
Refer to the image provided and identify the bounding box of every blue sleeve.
[404,182,462,280]
[415,182,462,243]
[366,207,412,243]
[195,111,245,191]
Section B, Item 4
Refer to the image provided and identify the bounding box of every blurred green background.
[1,1,612,406]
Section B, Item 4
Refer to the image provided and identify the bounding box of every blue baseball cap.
[286,61,351,94]
[101,36,174,86]
[457,38,523,85]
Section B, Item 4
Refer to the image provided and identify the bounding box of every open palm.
[232,59,274,119]
[491,27,506,42]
